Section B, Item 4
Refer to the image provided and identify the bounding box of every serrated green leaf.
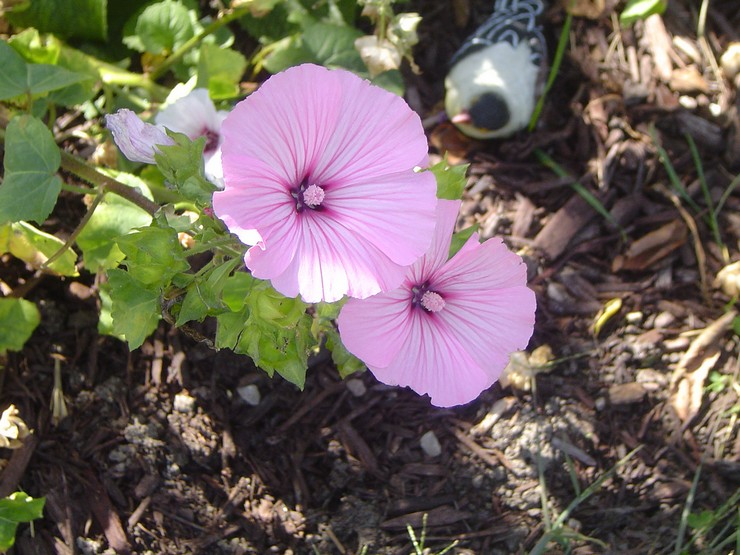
[430,156,469,200]
[116,226,190,287]
[197,42,248,100]
[221,271,254,311]
[107,268,161,349]
[620,0,667,26]
[215,306,250,350]
[246,281,307,328]
[154,132,216,206]
[76,173,153,271]
[0,298,41,355]
[6,0,107,41]
[0,492,45,550]
[0,115,62,225]
[0,222,78,276]
[126,0,196,55]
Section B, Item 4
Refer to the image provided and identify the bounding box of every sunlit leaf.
[0,492,46,550]
[6,0,107,41]
[0,299,41,355]
[0,115,62,225]
[107,268,161,349]
[430,155,469,200]
[0,222,78,276]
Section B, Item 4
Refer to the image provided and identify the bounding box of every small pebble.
[663,336,690,352]
[345,378,367,397]
[625,311,643,324]
[595,397,607,411]
[173,393,196,413]
[237,384,261,406]
[653,311,676,330]
[420,430,442,458]
[608,383,646,405]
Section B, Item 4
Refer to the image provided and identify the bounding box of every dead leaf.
[613,220,687,271]
[714,261,740,297]
[669,310,737,423]
[429,121,477,164]
[562,0,606,19]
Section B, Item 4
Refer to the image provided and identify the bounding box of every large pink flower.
[337,200,536,407]
[212,63,437,303]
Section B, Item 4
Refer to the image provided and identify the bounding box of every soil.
[1,0,739,554]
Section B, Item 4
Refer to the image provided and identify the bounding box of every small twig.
[41,191,104,271]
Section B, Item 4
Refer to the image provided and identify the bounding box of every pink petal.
[368,312,491,407]
[405,199,461,283]
[337,288,413,369]
[327,170,438,266]
[105,109,174,164]
[254,213,410,303]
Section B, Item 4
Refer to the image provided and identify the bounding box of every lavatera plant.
[41,64,538,406]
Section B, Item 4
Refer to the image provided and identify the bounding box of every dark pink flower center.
[201,128,220,154]
[292,179,326,212]
[412,283,445,313]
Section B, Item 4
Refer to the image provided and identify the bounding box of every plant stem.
[59,150,160,215]
[149,5,252,81]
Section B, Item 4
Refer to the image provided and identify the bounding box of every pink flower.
[212,63,437,303]
[337,200,536,407]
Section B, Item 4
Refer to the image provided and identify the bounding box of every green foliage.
[0,492,45,551]
[6,0,107,41]
[0,114,62,225]
[430,156,468,200]
[448,224,479,258]
[115,226,190,287]
[0,222,78,276]
[106,268,162,349]
[154,132,216,206]
[75,174,154,271]
[123,0,196,55]
[0,298,41,355]
[197,42,248,100]
[0,40,90,105]
[620,0,667,26]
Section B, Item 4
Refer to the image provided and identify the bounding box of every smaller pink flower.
[337,200,536,407]
[105,109,174,164]
[106,89,227,186]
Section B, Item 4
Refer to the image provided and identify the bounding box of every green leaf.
[221,271,254,312]
[8,28,61,65]
[325,327,365,378]
[6,0,107,41]
[197,42,248,100]
[448,224,479,258]
[26,64,91,97]
[245,281,308,329]
[430,155,469,200]
[0,115,62,225]
[125,0,196,55]
[620,0,667,26]
[107,268,161,349]
[76,174,154,271]
[0,299,41,355]
[175,258,241,326]
[0,222,78,276]
[154,132,216,206]
[0,40,32,100]
[263,22,364,74]
[115,226,190,287]
[0,492,45,550]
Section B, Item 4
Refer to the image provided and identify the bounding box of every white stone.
[173,393,196,413]
[346,378,366,397]
[420,430,442,458]
[237,384,261,406]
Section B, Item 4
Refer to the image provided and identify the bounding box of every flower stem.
[149,5,252,81]
[59,150,160,215]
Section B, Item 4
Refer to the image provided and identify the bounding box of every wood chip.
[613,220,687,272]
[380,505,472,530]
[608,383,647,405]
[644,14,674,82]
[533,194,601,260]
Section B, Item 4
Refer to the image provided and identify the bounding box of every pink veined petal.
[311,70,430,184]
[221,65,343,187]
[404,199,461,284]
[326,170,438,266]
[430,237,536,374]
[105,109,174,164]
[257,212,410,302]
[154,89,221,138]
[367,310,491,407]
[337,288,413,369]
